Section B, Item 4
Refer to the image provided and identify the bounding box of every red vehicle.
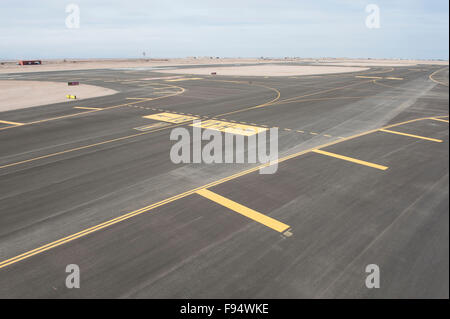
[18,60,42,65]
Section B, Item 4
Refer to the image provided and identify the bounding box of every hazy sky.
[0,0,448,60]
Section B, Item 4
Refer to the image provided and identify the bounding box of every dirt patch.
[313,59,448,67]
[154,64,369,77]
[0,80,117,112]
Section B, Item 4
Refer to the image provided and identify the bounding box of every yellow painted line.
[165,77,203,82]
[431,118,449,123]
[274,96,363,106]
[312,149,388,170]
[191,119,267,136]
[379,129,443,143]
[26,110,101,125]
[0,120,24,126]
[134,122,171,131]
[73,107,103,111]
[356,76,383,79]
[213,82,281,116]
[274,80,371,105]
[0,115,446,268]
[196,189,290,233]
[0,86,186,131]
[429,67,449,87]
[143,112,198,124]
[385,77,404,80]
[0,122,184,170]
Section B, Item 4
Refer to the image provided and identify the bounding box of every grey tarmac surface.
[0,63,448,298]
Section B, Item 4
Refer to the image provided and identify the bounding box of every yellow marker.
[66,95,77,99]
[143,112,198,124]
[191,119,268,136]
[312,149,388,170]
[165,78,203,82]
[385,77,403,80]
[196,189,290,233]
[379,129,443,143]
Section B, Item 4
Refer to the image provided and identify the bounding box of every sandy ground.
[0,81,117,112]
[319,62,417,67]
[1,58,447,74]
[313,59,449,67]
[0,58,280,74]
[154,64,369,76]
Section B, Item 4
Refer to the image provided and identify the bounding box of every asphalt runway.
[0,63,448,298]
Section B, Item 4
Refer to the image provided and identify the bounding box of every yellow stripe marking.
[431,118,449,123]
[385,77,404,80]
[134,122,171,131]
[191,120,267,136]
[356,76,383,79]
[429,67,449,87]
[165,77,203,82]
[0,120,24,126]
[379,129,443,143]
[143,112,198,124]
[73,107,103,110]
[312,149,388,170]
[196,189,290,233]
